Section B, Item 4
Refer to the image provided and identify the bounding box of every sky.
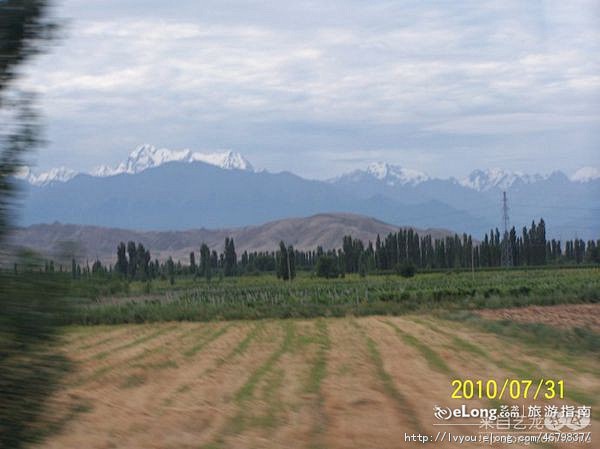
[21,0,600,179]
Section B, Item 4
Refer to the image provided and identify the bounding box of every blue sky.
[23,0,600,179]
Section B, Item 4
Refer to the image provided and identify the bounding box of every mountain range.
[15,144,600,239]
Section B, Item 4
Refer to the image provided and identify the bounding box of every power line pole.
[501,191,513,267]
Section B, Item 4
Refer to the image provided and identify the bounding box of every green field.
[67,267,600,324]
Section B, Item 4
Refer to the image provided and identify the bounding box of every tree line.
[34,218,599,282]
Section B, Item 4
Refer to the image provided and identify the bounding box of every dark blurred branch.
[1,2,69,448]
[0,0,54,242]
[0,0,55,95]
[0,94,40,239]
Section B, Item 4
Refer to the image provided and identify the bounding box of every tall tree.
[138,243,151,280]
[115,242,128,276]
[223,237,237,276]
[127,241,137,279]
[189,251,196,275]
[166,256,175,285]
[276,241,296,281]
[199,243,211,281]
[277,241,287,280]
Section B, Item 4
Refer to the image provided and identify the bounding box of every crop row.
[65,268,600,324]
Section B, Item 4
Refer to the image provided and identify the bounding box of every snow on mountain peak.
[122,144,194,174]
[459,168,548,191]
[571,166,600,183]
[92,144,254,177]
[17,144,254,185]
[15,166,77,186]
[365,162,389,179]
[191,149,254,171]
[338,162,429,186]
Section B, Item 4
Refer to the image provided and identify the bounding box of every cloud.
[426,113,600,135]
[21,0,600,177]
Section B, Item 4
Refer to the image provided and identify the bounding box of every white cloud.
[20,0,600,176]
[425,113,600,135]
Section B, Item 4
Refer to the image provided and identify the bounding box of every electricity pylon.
[501,191,513,267]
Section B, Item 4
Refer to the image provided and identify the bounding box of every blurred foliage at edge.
[1,1,71,448]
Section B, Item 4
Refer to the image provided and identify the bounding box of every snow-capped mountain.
[14,153,600,239]
[15,166,78,186]
[92,144,254,176]
[17,144,254,186]
[333,163,574,192]
[457,168,550,192]
[571,166,600,183]
[333,162,429,187]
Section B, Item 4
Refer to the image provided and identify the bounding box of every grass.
[382,319,453,375]
[162,323,262,408]
[402,318,598,410]
[120,374,146,389]
[213,323,262,369]
[202,322,296,448]
[234,321,295,403]
[63,267,600,324]
[432,313,599,405]
[132,359,178,370]
[183,323,233,357]
[33,315,600,448]
[74,332,124,351]
[303,319,331,449]
[443,311,600,355]
[90,325,176,360]
[252,367,286,430]
[351,320,421,432]
[306,319,330,395]
[450,335,491,360]
[75,324,213,386]
[29,265,600,447]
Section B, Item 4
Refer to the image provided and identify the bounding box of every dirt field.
[34,315,599,449]
[477,303,600,332]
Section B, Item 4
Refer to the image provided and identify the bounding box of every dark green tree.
[134,242,150,279]
[223,237,236,276]
[127,241,137,279]
[189,251,196,275]
[115,242,128,277]
[91,259,103,274]
[315,255,339,278]
[199,243,211,281]
[166,257,175,285]
[287,244,296,280]
[276,241,295,280]
[398,261,416,278]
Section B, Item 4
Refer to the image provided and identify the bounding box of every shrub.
[397,262,416,278]
[315,256,339,279]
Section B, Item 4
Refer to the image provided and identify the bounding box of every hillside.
[8,213,453,264]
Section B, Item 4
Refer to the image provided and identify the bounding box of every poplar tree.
[223,237,237,276]
[116,242,128,276]
[189,251,196,275]
[199,243,211,281]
